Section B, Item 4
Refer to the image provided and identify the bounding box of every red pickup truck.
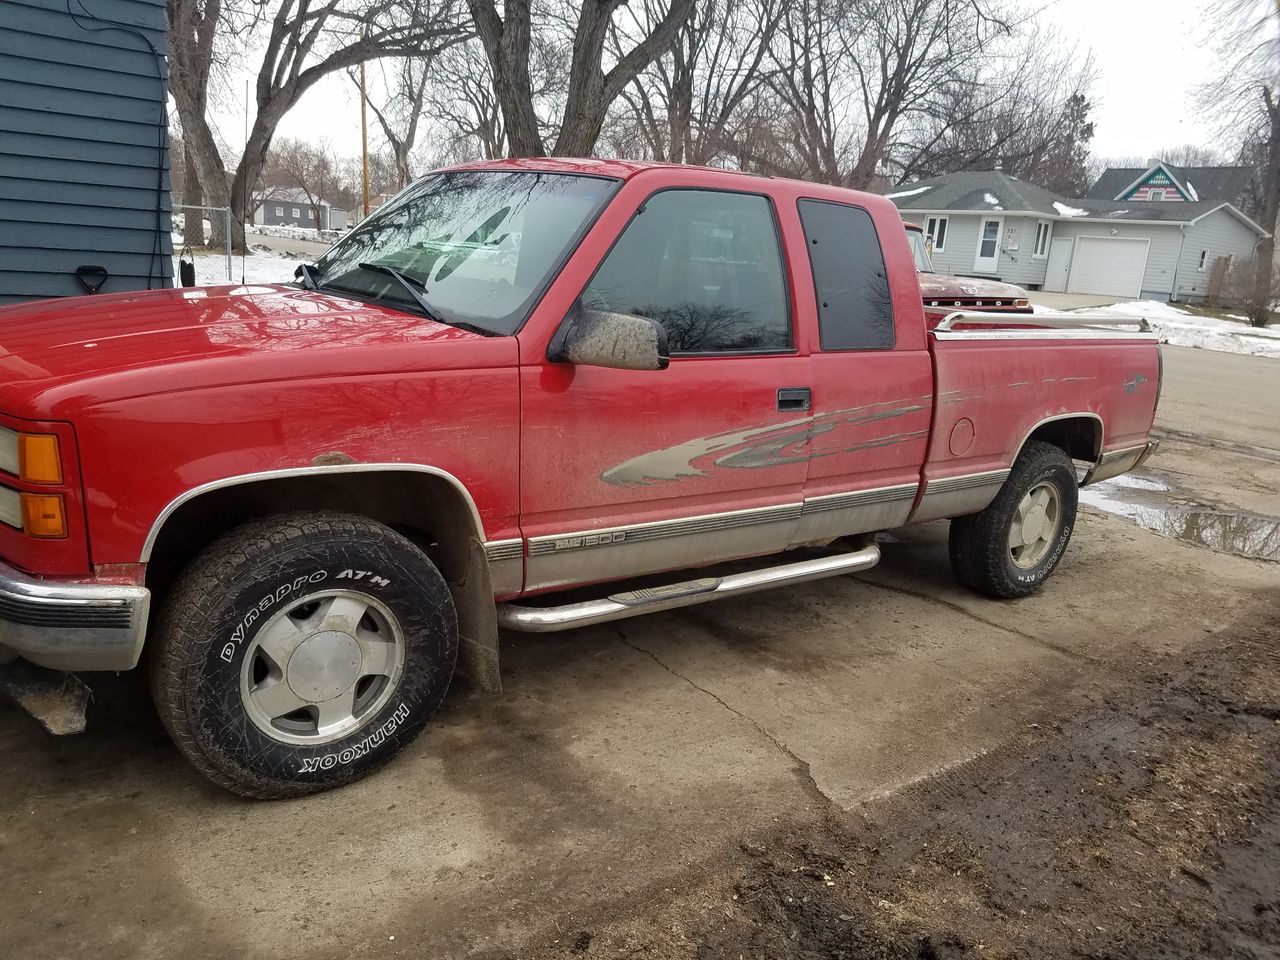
[0,159,1160,797]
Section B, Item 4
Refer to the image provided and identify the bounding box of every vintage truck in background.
[903,221,1036,324]
[0,159,1160,798]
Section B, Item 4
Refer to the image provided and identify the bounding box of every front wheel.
[948,441,1078,599]
[150,512,457,799]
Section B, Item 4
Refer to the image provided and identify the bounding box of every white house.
[253,188,348,231]
[887,162,1270,301]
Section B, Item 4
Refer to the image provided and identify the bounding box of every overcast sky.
[214,0,1223,170]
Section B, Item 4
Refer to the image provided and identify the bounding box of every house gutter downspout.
[1169,223,1188,302]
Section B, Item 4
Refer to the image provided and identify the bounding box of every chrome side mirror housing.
[549,305,670,371]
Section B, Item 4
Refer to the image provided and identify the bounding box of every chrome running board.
[496,544,881,633]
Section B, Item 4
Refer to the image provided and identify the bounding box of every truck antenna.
[241,78,249,285]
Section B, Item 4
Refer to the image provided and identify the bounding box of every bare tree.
[168,0,470,251]
[607,0,783,164]
[352,57,433,190]
[725,0,1013,189]
[466,0,697,157]
[1200,0,1279,326]
[896,34,1099,195]
[265,137,342,226]
[421,38,516,162]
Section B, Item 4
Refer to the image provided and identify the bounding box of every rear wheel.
[150,512,457,799]
[948,441,1078,599]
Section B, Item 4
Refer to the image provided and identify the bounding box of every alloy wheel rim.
[1009,481,1062,569]
[239,590,406,746]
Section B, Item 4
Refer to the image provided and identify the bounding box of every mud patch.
[1081,474,1280,561]
[532,597,1280,960]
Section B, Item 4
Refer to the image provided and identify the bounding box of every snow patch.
[983,193,1004,210]
[173,250,303,287]
[885,185,932,200]
[1053,202,1089,217]
[1074,300,1280,359]
[1185,180,1199,201]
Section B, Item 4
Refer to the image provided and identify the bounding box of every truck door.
[517,185,811,592]
[790,198,934,544]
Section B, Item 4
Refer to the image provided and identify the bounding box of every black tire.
[149,511,457,799]
[948,441,1078,599]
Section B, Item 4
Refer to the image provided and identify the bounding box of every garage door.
[1066,237,1150,299]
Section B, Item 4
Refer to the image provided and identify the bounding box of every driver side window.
[582,189,791,354]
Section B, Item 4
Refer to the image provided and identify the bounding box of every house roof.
[885,171,1062,216]
[1087,163,1258,205]
[886,169,1270,235]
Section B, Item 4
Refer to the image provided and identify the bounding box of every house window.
[1148,189,1165,201]
[1033,220,1052,259]
[1198,250,1209,271]
[925,216,948,252]
[275,206,283,216]
[292,207,301,219]
[307,209,315,220]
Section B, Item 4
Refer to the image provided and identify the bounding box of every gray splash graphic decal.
[602,398,930,486]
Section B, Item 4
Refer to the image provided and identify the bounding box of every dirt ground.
[1,345,1277,960]
[556,603,1280,960]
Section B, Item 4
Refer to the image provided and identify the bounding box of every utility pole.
[360,61,370,219]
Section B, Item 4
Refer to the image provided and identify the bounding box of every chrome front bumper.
[0,562,149,672]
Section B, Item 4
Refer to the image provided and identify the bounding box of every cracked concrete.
[615,630,839,812]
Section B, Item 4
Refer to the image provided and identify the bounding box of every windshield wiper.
[356,262,453,325]
[294,263,322,290]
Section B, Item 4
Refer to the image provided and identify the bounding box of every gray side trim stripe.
[527,502,801,557]
[925,469,1010,495]
[520,472,1009,560]
[483,540,523,563]
[801,483,918,515]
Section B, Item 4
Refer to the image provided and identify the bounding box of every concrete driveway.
[1029,291,1133,310]
[2,349,1278,960]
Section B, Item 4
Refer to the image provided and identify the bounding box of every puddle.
[1080,475,1280,562]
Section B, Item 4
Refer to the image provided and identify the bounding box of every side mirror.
[549,305,670,371]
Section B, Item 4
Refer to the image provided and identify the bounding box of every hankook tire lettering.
[297,702,411,773]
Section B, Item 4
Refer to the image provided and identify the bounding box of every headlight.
[0,426,62,483]
[0,487,20,529]
[0,425,67,537]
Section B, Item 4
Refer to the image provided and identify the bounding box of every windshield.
[314,171,619,335]
[906,228,934,273]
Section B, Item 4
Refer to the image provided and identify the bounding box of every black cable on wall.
[64,0,170,292]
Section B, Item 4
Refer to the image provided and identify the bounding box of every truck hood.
[0,284,508,415]
[917,273,1028,303]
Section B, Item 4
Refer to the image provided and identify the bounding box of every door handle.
[777,387,812,412]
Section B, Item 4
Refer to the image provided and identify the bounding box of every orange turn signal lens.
[18,433,62,484]
[20,493,67,539]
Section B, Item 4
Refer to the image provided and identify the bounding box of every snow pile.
[983,192,1004,209]
[173,250,302,287]
[1078,474,1171,523]
[1053,202,1089,217]
[250,223,344,243]
[1185,180,1199,201]
[884,185,932,200]
[1078,300,1280,359]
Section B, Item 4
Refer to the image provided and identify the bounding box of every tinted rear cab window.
[797,199,895,350]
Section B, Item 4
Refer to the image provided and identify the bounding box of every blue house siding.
[0,0,172,304]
